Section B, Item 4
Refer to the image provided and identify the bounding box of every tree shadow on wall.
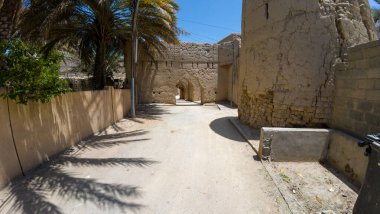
[1,130,156,214]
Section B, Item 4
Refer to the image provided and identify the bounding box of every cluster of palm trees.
[1,0,180,90]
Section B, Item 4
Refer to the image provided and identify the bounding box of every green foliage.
[279,172,291,183]
[20,0,181,89]
[373,0,380,35]
[373,8,380,23]
[0,39,71,104]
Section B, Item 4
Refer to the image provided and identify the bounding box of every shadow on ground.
[320,161,360,193]
[176,99,202,106]
[128,104,171,123]
[0,129,156,214]
[216,101,238,110]
[209,117,246,142]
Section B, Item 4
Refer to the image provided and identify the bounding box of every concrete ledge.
[327,130,368,187]
[259,128,330,162]
[258,127,368,186]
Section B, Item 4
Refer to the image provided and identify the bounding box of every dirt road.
[0,104,290,214]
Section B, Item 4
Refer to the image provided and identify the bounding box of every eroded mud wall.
[138,43,218,104]
[239,0,377,128]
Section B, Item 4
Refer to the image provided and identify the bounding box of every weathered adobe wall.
[217,36,241,105]
[137,43,218,104]
[331,40,380,137]
[0,88,131,189]
[239,0,377,128]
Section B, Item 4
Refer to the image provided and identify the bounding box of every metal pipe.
[130,0,140,118]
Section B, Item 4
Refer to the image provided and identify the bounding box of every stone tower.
[239,0,377,128]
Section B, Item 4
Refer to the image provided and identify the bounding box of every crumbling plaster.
[239,0,377,128]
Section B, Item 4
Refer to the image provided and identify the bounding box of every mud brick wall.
[217,35,241,105]
[239,0,377,128]
[137,43,219,104]
[331,40,380,137]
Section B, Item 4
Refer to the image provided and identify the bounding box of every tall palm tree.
[19,0,180,90]
[123,0,180,86]
[0,0,22,40]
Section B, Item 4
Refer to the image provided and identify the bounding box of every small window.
[265,3,269,20]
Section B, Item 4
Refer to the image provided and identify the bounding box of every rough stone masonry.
[136,43,219,104]
[239,0,377,128]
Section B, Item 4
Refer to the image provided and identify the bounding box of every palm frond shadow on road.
[2,129,156,214]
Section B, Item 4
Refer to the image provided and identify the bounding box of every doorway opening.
[175,79,202,105]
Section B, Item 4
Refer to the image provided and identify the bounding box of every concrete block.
[366,90,380,101]
[347,48,364,61]
[356,101,373,112]
[259,128,330,162]
[346,89,366,99]
[364,113,380,126]
[349,110,364,121]
[366,68,380,78]
[357,79,374,89]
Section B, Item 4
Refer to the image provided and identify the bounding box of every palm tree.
[0,0,22,40]
[373,0,380,21]
[123,0,180,86]
[373,0,380,36]
[19,0,180,90]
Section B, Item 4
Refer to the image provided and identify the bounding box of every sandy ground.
[0,103,290,214]
[267,162,358,214]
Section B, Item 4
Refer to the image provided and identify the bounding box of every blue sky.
[176,0,243,43]
[370,0,380,8]
[177,0,380,43]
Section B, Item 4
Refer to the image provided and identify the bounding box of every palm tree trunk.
[94,41,106,90]
[0,0,22,40]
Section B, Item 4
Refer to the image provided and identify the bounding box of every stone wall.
[239,0,377,128]
[59,38,239,105]
[0,88,131,189]
[137,43,219,104]
[217,35,241,105]
[331,40,380,137]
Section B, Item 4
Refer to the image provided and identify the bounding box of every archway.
[176,80,188,100]
[175,77,202,105]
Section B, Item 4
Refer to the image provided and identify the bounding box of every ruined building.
[60,34,241,105]
[239,0,377,128]
[136,43,219,104]
[217,34,241,105]
[123,35,241,105]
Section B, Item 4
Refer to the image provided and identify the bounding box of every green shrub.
[0,39,71,104]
